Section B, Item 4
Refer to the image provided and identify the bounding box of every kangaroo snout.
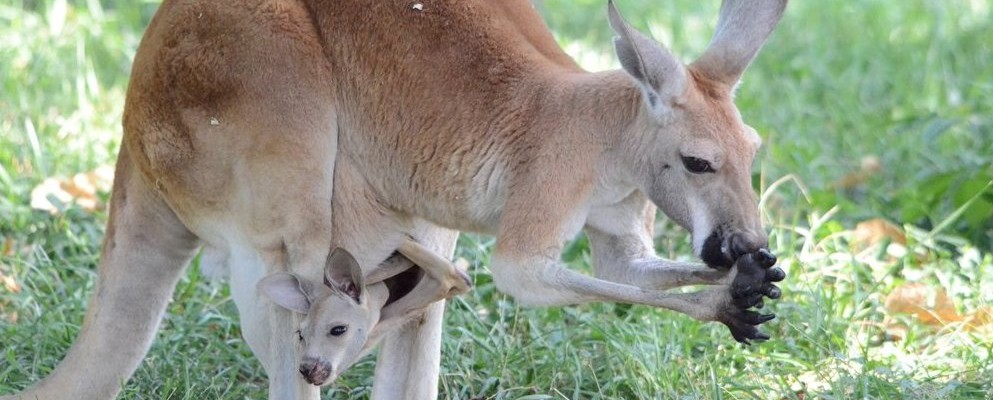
[702,230,771,269]
[728,231,769,261]
[299,357,333,386]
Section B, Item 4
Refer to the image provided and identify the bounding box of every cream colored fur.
[257,240,470,386]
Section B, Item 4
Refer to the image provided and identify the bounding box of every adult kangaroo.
[2,0,788,399]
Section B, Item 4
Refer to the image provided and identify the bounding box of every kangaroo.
[258,240,471,386]
[2,1,789,399]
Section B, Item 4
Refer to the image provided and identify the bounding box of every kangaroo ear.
[608,0,687,114]
[257,272,314,314]
[690,0,788,86]
[325,247,365,304]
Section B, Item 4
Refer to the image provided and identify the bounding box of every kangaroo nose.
[727,231,768,261]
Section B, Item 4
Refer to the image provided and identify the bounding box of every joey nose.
[299,358,332,386]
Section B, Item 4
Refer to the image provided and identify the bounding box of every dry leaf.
[964,306,993,330]
[0,299,16,324]
[884,283,962,340]
[30,178,74,213]
[0,273,21,293]
[885,283,961,325]
[30,165,115,214]
[853,218,906,248]
[885,284,993,339]
[832,155,883,190]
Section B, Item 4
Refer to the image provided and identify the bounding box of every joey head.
[257,243,472,385]
[257,248,388,386]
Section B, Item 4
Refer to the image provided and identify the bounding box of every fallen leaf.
[30,178,74,213]
[964,306,993,330]
[832,155,883,190]
[0,273,21,293]
[884,283,964,340]
[30,165,115,214]
[0,299,16,324]
[853,218,906,248]
[885,283,961,325]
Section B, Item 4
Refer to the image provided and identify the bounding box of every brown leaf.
[964,306,993,330]
[0,273,21,293]
[30,178,73,213]
[832,155,883,190]
[885,283,962,327]
[0,299,17,324]
[2,238,12,256]
[29,165,115,214]
[853,218,906,248]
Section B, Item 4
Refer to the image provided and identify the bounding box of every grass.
[2,0,992,398]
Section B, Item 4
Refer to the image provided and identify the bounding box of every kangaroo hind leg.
[4,146,200,400]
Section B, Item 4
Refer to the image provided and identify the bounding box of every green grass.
[2,0,992,399]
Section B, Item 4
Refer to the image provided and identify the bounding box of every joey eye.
[329,325,348,336]
[295,330,304,342]
[681,156,715,174]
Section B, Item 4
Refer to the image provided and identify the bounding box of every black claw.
[767,267,786,282]
[755,248,777,268]
[728,323,757,344]
[754,299,765,309]
[764,285,782,300]
[721,308,776,344]
[741,310,775,325]
[728,323,768,345]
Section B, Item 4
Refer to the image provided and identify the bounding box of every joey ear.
[325,247,365,304]
[607,0,687,112]
[257,272,313,314]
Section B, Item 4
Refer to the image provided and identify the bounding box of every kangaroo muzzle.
[701,230,771,268]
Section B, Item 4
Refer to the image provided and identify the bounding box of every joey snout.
[299,357,333,386]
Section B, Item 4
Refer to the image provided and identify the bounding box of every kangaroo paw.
[717,308,776,344]
[722,249,785,343]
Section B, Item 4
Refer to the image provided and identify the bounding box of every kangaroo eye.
[681,156,715,174]
[295,330,304,342]
[329,325,348,336]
